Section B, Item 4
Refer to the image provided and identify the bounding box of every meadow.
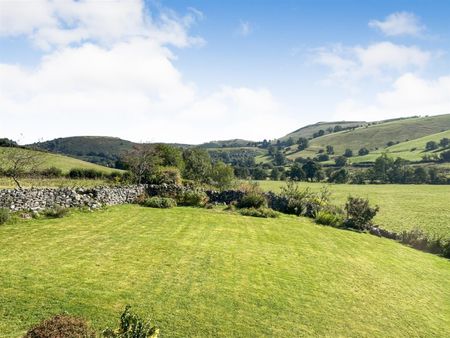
[258,180,450,238]
[0,177,111,189]
[0,205,449,337]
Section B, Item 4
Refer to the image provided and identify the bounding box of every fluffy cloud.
[334,73,450,121]
[315,41,431,85]
[0,1,287,144]
[369,12,425,37]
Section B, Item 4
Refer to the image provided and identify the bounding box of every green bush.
[40,167,63,178]
[103,305,159,338]
[344,196,379,230]
[0,208,10,225]
[43,206,69,219]
[239,207,280,218]
[24,314,95,338]
[150,167,182,185]
[177,190,209,207]
[399,229,450,257]
[142,197,177,209]
[314,210,344,227]
[237,182,267,209]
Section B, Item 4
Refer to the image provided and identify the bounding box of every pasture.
[258,181,450,238]
[0,205,449,337]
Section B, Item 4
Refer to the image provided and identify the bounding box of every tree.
[183,148,212,182]
[335,156,347,167]
[333,125,343,132]
[440,150,450,162]
[154,144,184,170]
[413,167,428,184]
[316,154,329,162]
[358,147,369,156]
[312,129,325,138]
[302,160,322,181]
[426,141,438,151]
[270,167,281,181]
[274,151,286,166]
[285,137,295,147]
[124,144,162,184]
[326,145,334,155]
[297,137,309,151]
[252,167,267,180]
[261,139,270,148]
[343,149,353,157]
[439,138,449,148]
[289,162,305,181]
[210,161,235,189]
[328,168,349,183]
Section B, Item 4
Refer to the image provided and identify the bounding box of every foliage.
[40,167,63,178]
[441,150,450,162]
[289,162,305,181]
[334,156,347,167]
[237,182,267,209]
[150,167,182,185]
[239,207,280,218]
[314,210,344,228]
[399,229,450,258]
[0,208,10,225]
[209,161,235,189]
[328,168,349,183]
[326,145,334,154]
[343,149,353,157]
[177,190,209,207]
[24,314,95,338]
[425,141,438,151]
[141,197,177,209]
[103,305,159,338]
[344,197,379,230]
[43,206,69,219]
[358,147,369,156]
[297,137,309,151]
[302,160,323,182]
[182,148,212,182]
[69,168,105,179]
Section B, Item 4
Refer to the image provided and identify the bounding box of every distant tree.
[426,141,439,151]
[413,167,428,184]
[328,168,349,183]
[182,148,212,182]
[302,160,322,181]
[274,151,287,166]
[343,149,353,157]
[0,138,18,147]
[333,125,343,132]
[440,150,450,162]
[326,145,334,155]
[316,154,329,162]
[125,144,162,184]
[289,162,305,181]
[358,147,369,156]
[312,129,325,138]
[268,145,276,156]
[297,137,309,151]
[154,144,184,170]
[270,167,281,181]
[335,156,347,167]
[439,138,449,148]
[261,139,270,148]
[210,161,235,189]
[252,167,267,180]
[285,137,295,147]
[386,141,395,147]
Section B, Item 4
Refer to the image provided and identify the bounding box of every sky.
[1,0,450,144]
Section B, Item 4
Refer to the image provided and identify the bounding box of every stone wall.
[0,185,146,212]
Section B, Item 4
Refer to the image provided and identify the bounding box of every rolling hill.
[279,120,366,141]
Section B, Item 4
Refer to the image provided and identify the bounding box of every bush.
[344,197,379,230]
[237,182,267,209]
[176,190,208,207]
[150,167,182,185]
[24,314,95,338]
[314,210,344,227]
[68,168,104,179]
[43,206,69,219]
[142,197,177,209]
[0,208,10,225]
[103,305,159,338]
[278,182,331,217]
[399,229,450,257]
[40,167,63,178]
[239,207,280,218]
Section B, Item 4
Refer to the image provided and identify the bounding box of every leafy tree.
[326,145,334,155]
[358,147,369,156]
[154,144,184,170]
[333,125,343,132]
[274,151,287,166]
[312,129,325,138]
[261,139,270,148]
[210,161,235,189]
[343,149,353,157]
[439,138,449,148]
[328,168,349,183]
[316,154,329,162]
[297,137,309,151]
[302,160,322,181]
[182,148,212,182]
[344,197,379,230]
[413,167,428,184]
[252,167,267,180]
[289,162,305,181]
[386,141,395,147]
[285,137,295,147]
[270,167,281,181]
[334,156,347,167]
[426,141,438,151]
[440,150,450,162]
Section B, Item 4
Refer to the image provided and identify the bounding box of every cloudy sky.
[1,0,450,144]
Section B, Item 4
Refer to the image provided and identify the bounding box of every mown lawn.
[258,180,450,238]
[0,205,449,337]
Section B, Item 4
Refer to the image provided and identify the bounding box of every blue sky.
[1,0,450,144]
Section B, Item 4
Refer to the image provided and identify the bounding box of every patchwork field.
[258,181,450,238]
[0,205,449,337]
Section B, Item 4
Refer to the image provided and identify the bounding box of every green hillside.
[1,205,449,337]
[31,136,137,167]
[0,147,120,174]
[199,139,255,148]
[279,120,365,141]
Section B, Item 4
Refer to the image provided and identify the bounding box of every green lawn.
[258,181,450,238]
[0,205,449,337]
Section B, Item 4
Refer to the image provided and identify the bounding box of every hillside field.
[0,205,449,337]
[257,181,450,238]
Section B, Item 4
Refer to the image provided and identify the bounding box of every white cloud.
[334,73,450,121]
[369,12,425,37]
[0,1,287,144]
[315,41,431,85]
[237,21,252,37]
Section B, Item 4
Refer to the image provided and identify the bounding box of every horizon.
[2,0,450,144]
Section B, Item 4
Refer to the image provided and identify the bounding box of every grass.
[0,147,121,174]
[0,177,111,189]
[0,205,449,337]
[257,180,450,238]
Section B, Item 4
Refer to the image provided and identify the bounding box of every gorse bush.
[177,190,209,207]
[0,208,10,225]
[103,305,159,338]
[142,197,177,209]
[239,207,280,218]
[23,314,95,338]
[344,196,379,230]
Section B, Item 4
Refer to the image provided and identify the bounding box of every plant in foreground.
[103,305,159,338]
[23,314,95,338]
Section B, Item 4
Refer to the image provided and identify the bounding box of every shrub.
[278,182,331,217]
[150,167,182,185]
[0,208,10,225]
[177,190,209,207]
[314,210,344,227]
[239,207,280,218]
[142,197,177,209]
[41,167,63,178]
[103,305,159,338]
[68,168,104,179]
[43,206,69,219]
[24,314,95,338]
[237,182,267,209]
[398,229,450,257]
[344,196,379,230]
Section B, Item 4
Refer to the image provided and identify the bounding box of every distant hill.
[0,146,120,174]
[31,136,137,168]
[199,139,255,148]
[279,121,366,141]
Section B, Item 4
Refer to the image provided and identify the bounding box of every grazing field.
[0,177,111,189]
[258,181,450,238]
[0,205,449,337]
